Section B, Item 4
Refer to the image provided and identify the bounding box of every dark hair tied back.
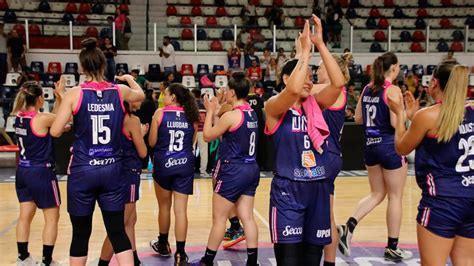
[371,52,398,94]
[82,37,97,50]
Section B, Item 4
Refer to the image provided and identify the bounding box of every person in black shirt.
[7,29,26,72]
[135,89,157,170]
[101,37,117,82]
[247,82,267,170]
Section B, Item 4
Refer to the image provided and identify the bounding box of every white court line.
[216,260,232,266]
[253,208,269,230]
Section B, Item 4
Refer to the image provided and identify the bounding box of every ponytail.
[12,81,43,114]
[167,83,199,124]
[370,52,398,94]
[334,52,352,83]
[436,64,469,143]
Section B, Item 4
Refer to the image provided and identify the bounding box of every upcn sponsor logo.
[316,229,331,238]
[89,157,115,166]
[282,226,303,237]
[165,157,188,168]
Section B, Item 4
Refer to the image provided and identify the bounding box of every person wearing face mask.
[159,36,176,74]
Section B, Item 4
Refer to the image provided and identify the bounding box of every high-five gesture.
[310,14,324,47]
[300,19,312,53]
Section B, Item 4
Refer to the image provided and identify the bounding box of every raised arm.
[265,20,312,127]
[202,95,234,142]
[117,74,145,103]
[387,91,430,155]
[310,14,346,109]
[50,87,80,137]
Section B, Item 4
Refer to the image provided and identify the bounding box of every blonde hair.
[332,52,352,83]
[12,81,43,114]
[436,64,469,143]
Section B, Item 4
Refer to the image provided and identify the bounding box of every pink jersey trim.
[122,116,132,141]
[156,109,165,129]
[51,180,60,207]
[426,133,438,139]
[72,89,84,115]
[80,81,113,90]
[271,207,278,243]
[234,103,252,111]
[29,113,47,138]
[229,109,245,132]
[382,80,393,105]
[164,106,184,112]
[328,87,347,111]
[265,110,288,136]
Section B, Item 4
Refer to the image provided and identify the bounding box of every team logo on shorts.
[301,150,316,168]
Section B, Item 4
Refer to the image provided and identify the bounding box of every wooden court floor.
[0,175,421,265]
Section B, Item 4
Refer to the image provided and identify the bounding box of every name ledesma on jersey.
[87,103,115,112]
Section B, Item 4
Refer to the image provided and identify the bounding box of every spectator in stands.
[100,16,115,39]
[159,36,177,73]
[247,59,262,83]
[130,69,151,90]
[264,57,278,92]
[269,6,284,28]
[400,84,408,93]
[326,3,343,48]
[7,29,26,72]
[312,0,322,18]
[414,85,428,107]
[122,12,132,50]
[227,44,242,72]
[276,47,287,70]
[260,48,272,77]
[346,83,359,109]
[236,29,251,49]
[101,36,117,82]
[443,49,456,62]
[157,81,168,109]
[242,0,257,26]
[345,106,355,122]
[244,46,259,70]
[114,8,127,49]
[0,102,14,145]
[166,72,175,84]
[0,23,6,85]
[405,71,418,94]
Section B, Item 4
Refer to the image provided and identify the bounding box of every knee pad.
[69,214,93,257]
[102,210,132,254]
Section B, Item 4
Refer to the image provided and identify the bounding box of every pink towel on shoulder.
[302,95,329,154]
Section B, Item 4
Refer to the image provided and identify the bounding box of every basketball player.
[50,38,145,266]
[191,72,260,266]
[265,16,345,265]
[338,52,412,261]
[387,62,474,265]
[312,52,352,266]
[13,79,65,266]
[148,83,199,266]
[99,101,149,266]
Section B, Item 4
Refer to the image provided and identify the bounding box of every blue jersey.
[69,82,125,174]
[361,81,395,147]
[122,117,141,172]
[415,104,474,199]
[153,106,195,176]
[323,88,347,156]
[218,104,258,164]
[14,111,54,168]
[266,108,328,181]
